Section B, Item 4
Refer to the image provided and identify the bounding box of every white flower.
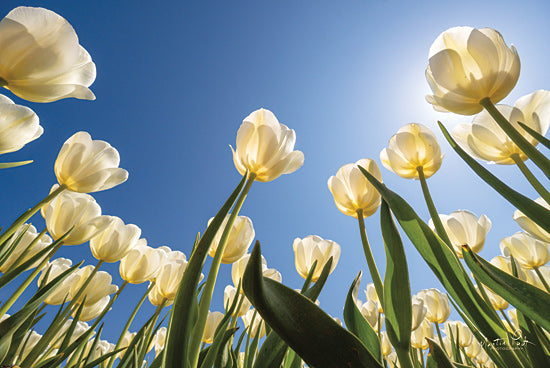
[0,95,42,154]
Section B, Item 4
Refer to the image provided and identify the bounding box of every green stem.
[188,173,256,367]
[417,167,451,247]
[0,184,66,248]
[534,266,550,293]
[0,242,62,316]
[435,322,445,351]
[500,310,516,334]
[356,209,384,309]
[511,153,550,205]
[480,97,550,180]
[106,281,153,368]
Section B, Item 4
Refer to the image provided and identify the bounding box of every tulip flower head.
[73,295,110,322]
[444,321,473,347]
[293,235,341,282]
[0,223,52,272]
[514,197,550,242]
[70,266,118,306]
[453,90,550,164]
[38,258,80,305]
[416,288,451,324]
[202,311,224,344]
[148,282,172,307]
[0,7,96,103]
[380,123,443,179]
[411,295,427,331]
[232,253,281,291]
[410,318,434,350]
[42,185,114,245]
[231,108,304,182]
[429,210,491,258]
[90,216,141,263]
[476,286,508,311]
[119,240,165,284]
[242,309,267,339]
[224,285,251,317]
[156,259,192,301]
[380,331,393,357]
[0,94,43,154]
[490,255,528,280]
[152,327,167,357]
[55,131,129,193]
[327,158,382,218]
[208,214,254,264]
[357,299,379,329]
[500,232,550,269]
[425,26,520,115]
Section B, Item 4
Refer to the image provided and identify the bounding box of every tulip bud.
[327,159,382,218]
[231,108,304,182]
[416,288,451,324]
[500,232,550,269]
[38,258,81,305]
[514,198,550,242]
[208,215,254,264]
[0,7,96,102]
[242,309,267,339]
[453,90,550,164]
[411,295,427,331]
[425,26,520,115]
[444,321,473,347]
[70,266,118,306]
[224,285,251,317]
[292,235,340,282]
[55,131,129,193]
[380,123,443,179]
[120,241,164,284]
[156,259,196,301]
[0,95,42,154]
[202,311,224,344]
[148,282,172,307]
[0,223,52,272]
[411,319,434,350]
[428,210,491,258]
[42,185,114,245]
[90,217,141,263]
[152,327,167,356]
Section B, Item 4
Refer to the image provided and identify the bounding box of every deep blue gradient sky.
[2,0,550,346]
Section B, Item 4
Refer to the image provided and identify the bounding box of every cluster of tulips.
[1,5,550,368]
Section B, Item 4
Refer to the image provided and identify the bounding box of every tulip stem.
[188,172,256,368]
[534,266,550,293]
[435,322,445,350]
[500,310,515,334]
[417,167,452,247]
[356,209,384,308]
[0,242,62,317]
[0,184,66,250]
[511,153,550,205]
[106,281,154,368]
[480,97,550,180]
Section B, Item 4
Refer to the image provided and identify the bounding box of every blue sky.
[1,0,550,347]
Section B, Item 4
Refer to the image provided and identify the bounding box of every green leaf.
[518,122,550,150]
[0,160,33,169]
[200,328,238,368]
[358,166,505,340]
[439,121,550,235]
[425,338,457,368]
[462,245,550,332]
[516,309,550,367]
[243,242,382,368]
[343,272,382,364]
[164,174,247,368]
[380,200,411,351]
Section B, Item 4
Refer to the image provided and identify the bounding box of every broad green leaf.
[200,328,238,368]
[343,272,382,364]
[358,166,505,341]
[243,242,382,368]
[439,122,550,235]
[380,200,411,352]
[425,338,457,368]
[516,309,550,367]
[462,245,550,332]
[164,174,247,368]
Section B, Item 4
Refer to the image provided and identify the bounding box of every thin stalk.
[356,208,384,307]
[501,310,516,334]
[511,153,550,205]
[0,242,62,316]
[480,97,550,180]
[417,167,451,247]
[435,322,445,351]
[0,184,66,247]
[188,172,256,367]
[534,266,550,293]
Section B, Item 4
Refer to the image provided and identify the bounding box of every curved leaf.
[243,242,382,368]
